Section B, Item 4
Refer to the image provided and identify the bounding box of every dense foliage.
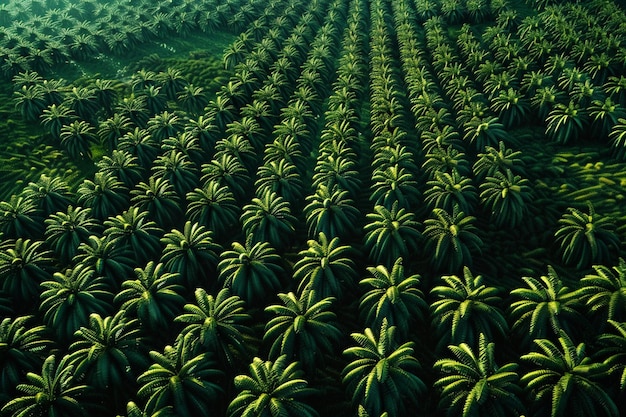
[1,0,626,416]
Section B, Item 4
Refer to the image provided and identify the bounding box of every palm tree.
[67,310,149,410]
[430,267,508,351]
[218,238,284,306]
[0,195,44,239]
[201,153,252,203]
[462,116,509,151]
[521,331,618,417]
[293,232,357,300]
[255,160,304,206]
[103,207,163,263]
[40,264,114,344]
[303,184,361,239]
[342,319,426,417]
[147,111,183,142]
[359,257,427,339]
[1,354,95,417]
[0,315,54,403]
[156,68,188,101]
[227,355,318,417]
[96,150,144,189]
[175,288,252,369]
[41,104,76,140]
[363,202,421,268]
[425,170,478,214]
[66,86,99,122]
[98,113,134,154]
[130,177,183,230]
[545,100,589,144]
[76,172,129,220]
[177,84,208,115]
[136,334,224,416]
[0,238,53,310]
[554,203,619,269]
[160,221,221,289]
[370,165,420,210]
[118,127,159,167]
[423,206,483,273]
[509,266,586,347]
[479,169,532,228]
[264,290,341,374]
[472,141,526,181]
[574,259,626,325]
[75,235,135,287]
[151,150,199,197]
[596,320,626,391]
[240,190,297,250]
[44,206,99,264]
[434,333,524,417]
[114,262,185,336]
[14,84,46,122]
[186,180,240,241]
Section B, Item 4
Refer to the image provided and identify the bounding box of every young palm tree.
[175,288,252,369]
[160,221,221,289]
[40,264,114,344]
[227,355,318,417]
[472,141,526,180]
[44,206,99,264]
[201,153,252,203]
[509,266,585,347]
[75,235,135,287]
[423,206,483,273]
[0,238,53,309]
[479,169,532,228]
[430,267,508,351]
[575,259,626,324]
[264,290,341,374]
[151,150,199,197]
[13,84,47,122]
[370,165,420,210]
[41,104,76,140]
[103,207,163,263]
[147,111,183,142]
[0,315,53,403]
[359,258,427,339]
[118,127,159,167]
[434,333,524,417]
[130,176,182,230]
[554,203,619,269]
[136,334,224,416]
[96,150,144,188]
[114,262,185,335]
[0,195,44,239]
[521,331,618,417]
[255,160,304,206]
[342,319,426,417]
[462,116,509,151]
[596,320,626,391]
[363,202,421,268]
[76,172,129,220]
[304,184,361,239]
[67,310,149,410]
[218,238,284,306]
[1,354,94,417]
[294,232,357,300]
[240,190,297,250]
[22,174,73,216]
[185,181,239,241]
[425,170,478,215]
[545,100,589,144]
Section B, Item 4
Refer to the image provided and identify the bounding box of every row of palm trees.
[2,0,626,416]
[0,0,263,78]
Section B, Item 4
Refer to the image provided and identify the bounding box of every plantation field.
[1,0,626,416]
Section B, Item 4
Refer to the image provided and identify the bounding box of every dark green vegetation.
[2,0,626,415]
